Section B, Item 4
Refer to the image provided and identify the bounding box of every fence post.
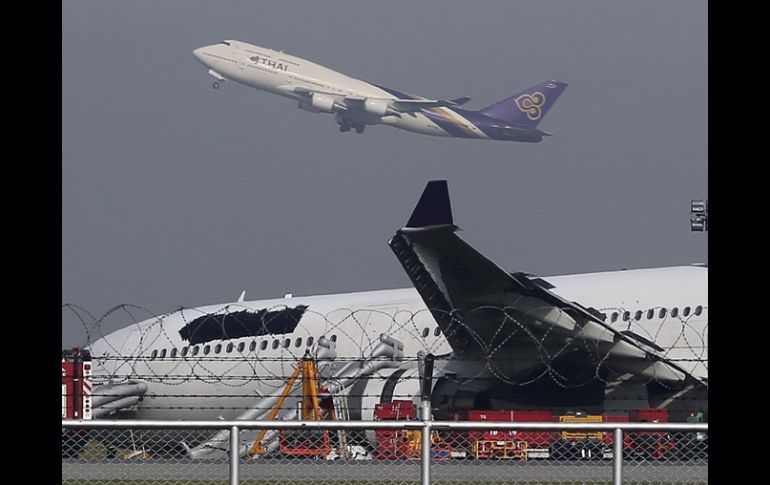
[612,427,623,485]
[230,425,239,485]
[420,400,431,485]
[419,353,434,485]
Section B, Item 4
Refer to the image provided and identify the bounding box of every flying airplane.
[192,40,567,142]
[84,181,707,426]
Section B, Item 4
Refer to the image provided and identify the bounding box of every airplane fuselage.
[192,40,560,141]
[88,265,707,420]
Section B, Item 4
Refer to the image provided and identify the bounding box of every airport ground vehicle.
[374,403,705,461]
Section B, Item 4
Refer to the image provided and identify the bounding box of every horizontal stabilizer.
[450,96,471,106]
[406,180,453,228]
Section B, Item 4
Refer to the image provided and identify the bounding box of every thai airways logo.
[515,92,546,121]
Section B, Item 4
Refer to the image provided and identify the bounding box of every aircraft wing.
[388,181,706,388]
[344,96,466,113]
[289,87,468,114]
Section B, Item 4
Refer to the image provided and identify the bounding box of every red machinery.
[625,408,676,460]
[62,348,92,420]
[374,400,418,460]
[448,409,552,460]
[61,348,92,458]
[431,407,684,461]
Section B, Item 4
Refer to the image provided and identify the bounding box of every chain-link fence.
[62,417,708,485]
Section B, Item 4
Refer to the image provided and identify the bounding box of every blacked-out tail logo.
[515,92,546,121]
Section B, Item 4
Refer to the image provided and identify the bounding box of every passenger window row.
[607,305,705,323]
[149,334,327,360]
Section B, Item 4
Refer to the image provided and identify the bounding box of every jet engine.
[311,93,337,112]
[341,366,422,448]
[298,93,343,113]
[363,98,399,117]
[344,367,421,421]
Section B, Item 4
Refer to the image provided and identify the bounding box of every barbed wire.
[63,302,707,414]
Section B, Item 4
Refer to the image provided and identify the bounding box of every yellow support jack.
[247,351,335,458]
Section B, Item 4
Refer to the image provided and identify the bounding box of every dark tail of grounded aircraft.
[478,80,568,128]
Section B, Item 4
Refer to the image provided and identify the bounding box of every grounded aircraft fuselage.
[85,181,707,422]
[192,40,567,141]
[88,266,707,421]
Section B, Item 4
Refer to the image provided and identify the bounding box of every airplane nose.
[193,48,205,63]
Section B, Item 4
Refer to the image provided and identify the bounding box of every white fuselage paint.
[88,265,707,420]
[193,40,465,137]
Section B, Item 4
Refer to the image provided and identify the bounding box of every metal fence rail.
[63,418,708,485]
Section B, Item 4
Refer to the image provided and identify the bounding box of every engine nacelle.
[346,368,421,419]
[363,98,391,117]
[298,93,337,113]
[342,367,422,447]
[310,93,336,112]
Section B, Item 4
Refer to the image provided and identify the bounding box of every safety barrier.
[63,411,708,485]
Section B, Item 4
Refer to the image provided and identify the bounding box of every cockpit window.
[219,41,231,46]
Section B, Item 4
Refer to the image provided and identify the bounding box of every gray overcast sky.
[62,0,707,347]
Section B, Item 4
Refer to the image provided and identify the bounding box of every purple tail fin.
[479,80,567,128]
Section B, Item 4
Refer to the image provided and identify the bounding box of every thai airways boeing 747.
[193,40,567,142]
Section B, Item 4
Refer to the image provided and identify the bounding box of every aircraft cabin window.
[331,335,338,343]
[434,327,441,336]
[422,328,430,338]
[237,342,245,352]
[159,349,166,359]
[623,311,630,321]
[295,337,302,347]
[283,338,290,348]
[659,308,667,319]
[192,346,199,356]
[170,348,178,358]
[151,350,158,360]
[694,305,703,316]
[215,343,222,354]
[272,340,279,349]
[671,307,679,317]
[204,345,210,355]
[181,347,188,357]
[249,341,256,352]
[611,312,619,323]
[226,343,234,353]
[307,336,314,347]
[261,340,268,351]
[683,306,691,316]
[646,309,654,320]
[634,310,642,321]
